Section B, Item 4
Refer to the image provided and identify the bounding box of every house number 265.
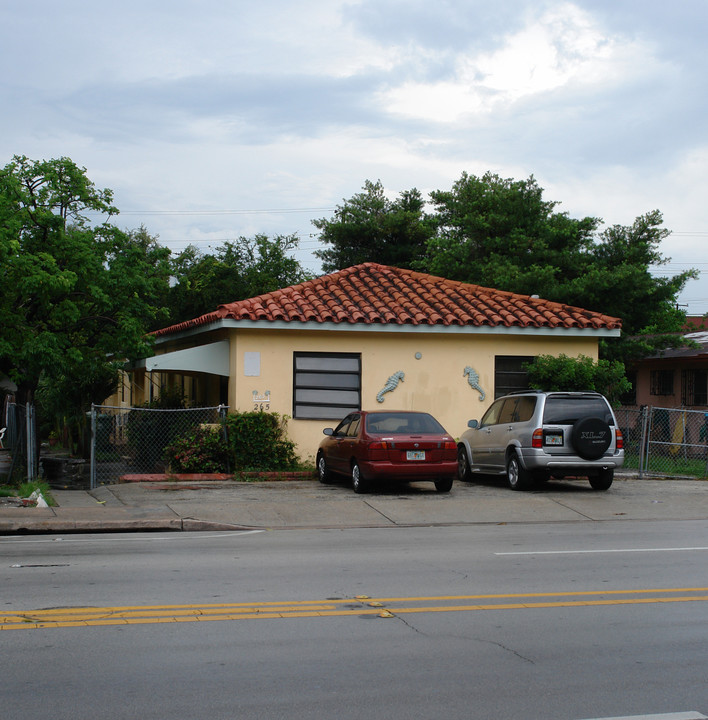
[252,390,271,411]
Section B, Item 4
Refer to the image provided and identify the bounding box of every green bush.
[224,411,298,471]
[525,354,632,407]
[164,425,229,474]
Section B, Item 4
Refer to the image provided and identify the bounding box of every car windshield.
[366,413,446,435]
[543,396,614,425]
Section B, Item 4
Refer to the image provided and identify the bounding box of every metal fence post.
[638,405,649,478]
[26,402,37,482]
[90,404,97,490]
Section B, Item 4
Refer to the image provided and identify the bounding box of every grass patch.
[0,479,56,506]
[623,452,708,479]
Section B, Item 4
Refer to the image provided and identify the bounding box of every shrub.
[525,354,632,407]
[164,425,229,474]
[224,411,298,471]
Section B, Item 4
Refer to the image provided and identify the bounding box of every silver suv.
[457,391,624,491]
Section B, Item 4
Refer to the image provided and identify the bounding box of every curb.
[119,472,317,483]
[0,518,257,534]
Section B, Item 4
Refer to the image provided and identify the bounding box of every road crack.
[477,638,535,664]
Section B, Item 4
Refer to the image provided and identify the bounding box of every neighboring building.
[127,263,621,460]
[623,330,708,411]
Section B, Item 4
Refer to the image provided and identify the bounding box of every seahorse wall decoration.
[376,371,405,403]
[463,366,485,401]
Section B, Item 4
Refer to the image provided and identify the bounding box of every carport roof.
[153,262,622,338]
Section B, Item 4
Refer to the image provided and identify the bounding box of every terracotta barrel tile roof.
[153,262,622,337]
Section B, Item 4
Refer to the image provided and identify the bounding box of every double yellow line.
[3,587,707,630]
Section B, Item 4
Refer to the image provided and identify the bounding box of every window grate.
[293,352,361,419]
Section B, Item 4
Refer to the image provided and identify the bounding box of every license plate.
[407,451,426,461]
[545,434,563,446]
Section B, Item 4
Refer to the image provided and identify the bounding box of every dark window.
[650,369,674,396]
[495,396,538,424]
[543,396,614,425]
[346,415,361,437]
[480,399,504,427]
[681,369,708,406]
[495,356,534,398]
[365,412,446,435]
[620,370,636,405]
[293,353,361,419]
[497,398,518,424]
[515,396,537,422]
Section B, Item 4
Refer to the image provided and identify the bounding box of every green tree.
[422,171,600,296]
[525,355,632,407]
[0,155,171,449]
[313,180,435,272]
[167,233,310,325]
[589,211,696,361]
[420,172,695,363]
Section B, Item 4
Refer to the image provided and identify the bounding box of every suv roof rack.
[504,389,604,396]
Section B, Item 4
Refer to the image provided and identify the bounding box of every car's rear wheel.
[317,453,331,483]
[589,468,613,491]
[507,454,532,491]
[457,446,472,481]
[435,477,453,493]
[352,461,368,494]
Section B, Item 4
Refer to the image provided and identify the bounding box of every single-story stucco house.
[126,263,622,460]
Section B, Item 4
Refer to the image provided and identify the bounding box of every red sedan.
[316,410,458,493]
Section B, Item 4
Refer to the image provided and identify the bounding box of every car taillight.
[367,440,388,460]
[532,428,543,448]
[615,428,624,450]
[442,440,457,451]
[368,441,388,450]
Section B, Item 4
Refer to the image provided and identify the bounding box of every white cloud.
[2,0,707,310]
[380,2,659,122]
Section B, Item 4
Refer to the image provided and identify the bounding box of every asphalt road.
[2,517,707,720]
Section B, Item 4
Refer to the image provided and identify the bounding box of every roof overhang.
[139,340,230,376]
[153,319,620,345]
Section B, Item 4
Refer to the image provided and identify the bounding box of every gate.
[89,404,229,489]
[616,405,708,479]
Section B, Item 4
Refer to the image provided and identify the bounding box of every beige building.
[129,263,621,461]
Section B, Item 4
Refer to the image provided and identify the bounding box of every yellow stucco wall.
[226,328,600,462]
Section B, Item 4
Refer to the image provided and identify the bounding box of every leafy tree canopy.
[313,180,435,273]
[313,171,697,363]
[0,155,172,413]
[525,354,632,407]
[166,233,311,325]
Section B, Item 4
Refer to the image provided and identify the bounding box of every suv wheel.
[507,454,532,491]
[589,468,613,491]
[571,417,612,460]
[457,446,472,482]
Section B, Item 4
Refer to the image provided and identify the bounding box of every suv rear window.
[543,396,614,425]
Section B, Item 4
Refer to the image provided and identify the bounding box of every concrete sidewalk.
[1,474,706,534]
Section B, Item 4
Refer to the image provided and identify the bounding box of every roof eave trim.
[153,318,620,344]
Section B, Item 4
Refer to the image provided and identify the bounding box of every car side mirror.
[467,419,479,429]
[323,428,334,436]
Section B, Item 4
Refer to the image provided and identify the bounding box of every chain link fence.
[82,403,708,487]
[1,400,38,483]
[89,405,229,488]
[616,405,708,479]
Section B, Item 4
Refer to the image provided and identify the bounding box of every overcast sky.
[2,0,707,313]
